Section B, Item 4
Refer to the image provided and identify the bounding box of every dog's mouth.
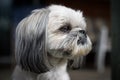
[63,49,72,57]
[47,48,73,58]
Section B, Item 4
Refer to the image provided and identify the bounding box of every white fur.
[47,5,91,57]
[37,60,69,80]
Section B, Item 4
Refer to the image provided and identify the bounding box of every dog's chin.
[72,44,92,57]
[67,44,92,58]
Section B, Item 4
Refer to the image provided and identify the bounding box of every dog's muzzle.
[77,30,87,45]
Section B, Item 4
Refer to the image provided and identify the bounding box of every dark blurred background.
[0,0,120,80]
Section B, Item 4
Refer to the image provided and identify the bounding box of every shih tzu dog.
[13,5,92,80]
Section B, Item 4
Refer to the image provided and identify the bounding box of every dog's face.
[15,5,92,74]
[47,5,92,58]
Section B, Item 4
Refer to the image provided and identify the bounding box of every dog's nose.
[77,36,87,45]
[77,30,87,45]
[79,30,86,36]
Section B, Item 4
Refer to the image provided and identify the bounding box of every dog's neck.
[37,54,70,80]
[39,54,69,80]
[47,53,68,68]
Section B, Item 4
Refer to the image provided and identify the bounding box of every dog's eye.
[59,25,71,33]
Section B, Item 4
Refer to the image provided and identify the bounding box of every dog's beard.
[47,30,92,58]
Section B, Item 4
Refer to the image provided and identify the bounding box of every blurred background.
[0,0,119,80]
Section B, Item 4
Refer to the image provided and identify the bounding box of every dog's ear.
[15,8,52,73]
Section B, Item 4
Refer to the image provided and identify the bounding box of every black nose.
[77,37,87,45]
[79,30,86,36]
[77,30,87,45]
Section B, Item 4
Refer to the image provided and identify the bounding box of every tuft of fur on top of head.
[48,5,86,29]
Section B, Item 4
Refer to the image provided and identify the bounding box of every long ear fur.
[15,8,51,73]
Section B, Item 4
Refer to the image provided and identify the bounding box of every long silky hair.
[15,8,51,74]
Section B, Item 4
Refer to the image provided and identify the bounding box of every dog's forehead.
[48,5,86,29]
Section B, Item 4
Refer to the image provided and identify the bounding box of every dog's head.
[15,5,92,74]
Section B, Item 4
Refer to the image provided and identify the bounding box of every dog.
[12,5,92,80]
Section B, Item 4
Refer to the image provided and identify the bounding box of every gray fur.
[15,8,52,73]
